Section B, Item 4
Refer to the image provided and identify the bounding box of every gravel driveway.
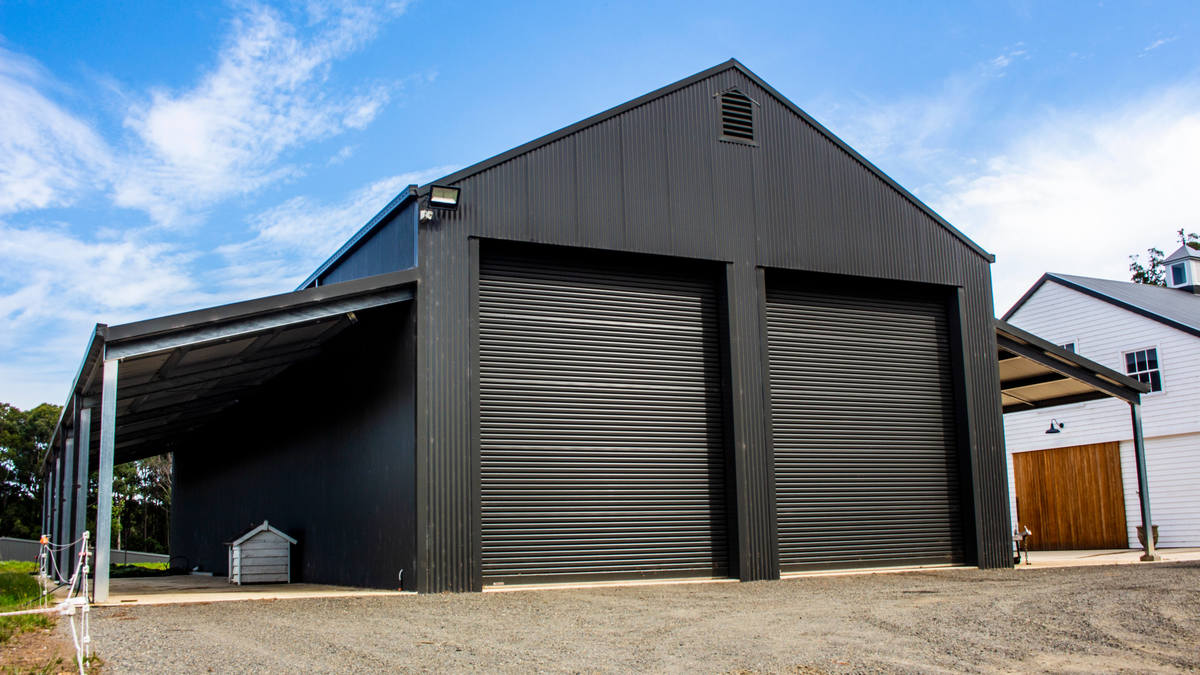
[86,561,1200,673]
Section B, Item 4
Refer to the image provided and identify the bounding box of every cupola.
[1164,244,1200,293]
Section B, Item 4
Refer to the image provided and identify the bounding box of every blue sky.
[2,1,1199,408]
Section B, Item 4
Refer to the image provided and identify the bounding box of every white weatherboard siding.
[1120,435,1200,548]
[1005,280,1200,547]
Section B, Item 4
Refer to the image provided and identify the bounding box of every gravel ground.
[83,561,1200,674]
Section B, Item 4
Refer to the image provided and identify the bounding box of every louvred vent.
[720,90,754,141]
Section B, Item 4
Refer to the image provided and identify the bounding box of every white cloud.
[1141,36,1177,56]
[0,220,226,408]
[113,1,408,225]
[817,48,1028,182]
[216,165,455,294]
[0,48,112,214]
[930,85,1200,313]
[987,46,1028,72]
[0,2,421,408]
[327,144,357,165]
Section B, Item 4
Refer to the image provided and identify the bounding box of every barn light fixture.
[1045,419,1065,434]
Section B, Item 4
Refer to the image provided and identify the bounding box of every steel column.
[75,407,92,571]
[53,453,63,570]
[60,435,75,576]
[40,469,49,540]
[1130,402,1159,561]
[94,358,119,602]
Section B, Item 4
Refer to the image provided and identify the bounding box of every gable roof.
[424,59,992,262]
[232,520,297,546]
[1003,272,1200,339]
[304,59,992,285]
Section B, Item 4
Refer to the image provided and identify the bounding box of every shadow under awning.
[54,268,417,467]
[42,268,417,603]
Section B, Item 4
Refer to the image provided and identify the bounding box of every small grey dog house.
[227,520,297,585]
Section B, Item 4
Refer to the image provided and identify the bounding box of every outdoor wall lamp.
[420,184,461,223]
[429,185,460,210]
[1045,419,1065,434]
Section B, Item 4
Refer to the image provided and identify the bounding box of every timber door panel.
[1012,443,1127,550]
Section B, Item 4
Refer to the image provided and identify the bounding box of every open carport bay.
[85,562,1200,673]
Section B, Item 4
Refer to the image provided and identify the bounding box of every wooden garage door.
[1013,443,1127,550]
[766,282,964,570]
[479,251,728,583]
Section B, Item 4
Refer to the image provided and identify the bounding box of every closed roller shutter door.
[766,283,963,570]
[480,253,728,583]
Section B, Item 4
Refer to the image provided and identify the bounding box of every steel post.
[95,358,119,602]
[1130,401,1159,561]
[75,408,92,570]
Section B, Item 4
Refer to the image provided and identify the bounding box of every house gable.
[1006,278,1200,442]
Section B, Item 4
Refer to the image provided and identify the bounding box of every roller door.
[479,252,728,583]
[766,282,964,570]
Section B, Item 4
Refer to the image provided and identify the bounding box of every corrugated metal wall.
[403,62,1009,591]
[171,304,417,589]
[319,202,418,286]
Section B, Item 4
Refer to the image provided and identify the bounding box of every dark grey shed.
[44,60,1015,596]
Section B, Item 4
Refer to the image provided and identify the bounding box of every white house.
[1003,245,1200,550]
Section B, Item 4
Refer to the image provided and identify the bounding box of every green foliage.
[108,454,172,554]
[110,561,173,578]
[0,561,37,574]
[0,570,53,643]
[0,403,60,540]
[1130,229,1200,285]
[1129,247,1165,285]
[0,571,39,599]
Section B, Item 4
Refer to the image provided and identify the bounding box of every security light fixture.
[429,185,461,210]
[1045,419,1065,434]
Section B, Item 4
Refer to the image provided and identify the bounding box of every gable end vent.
[719,90,755,143]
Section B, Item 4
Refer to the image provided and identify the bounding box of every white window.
[1124,347,1162,392]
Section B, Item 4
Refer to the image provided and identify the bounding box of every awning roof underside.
[996,319,1148,414]
[55,270,416,466]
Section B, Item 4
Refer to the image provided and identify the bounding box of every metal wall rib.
[408,63,1011,591]
[478,252,728,582]
[766,282,964,569]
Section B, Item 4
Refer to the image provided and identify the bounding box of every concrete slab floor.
[67,574,409,607]
[62,547,1200,605]
[1015,546,1200,568]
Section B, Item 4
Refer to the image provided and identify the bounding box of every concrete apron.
[1015,547,1200,569]
[67,549,1200,605]
[66,575,410,607]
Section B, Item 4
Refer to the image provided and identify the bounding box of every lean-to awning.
[995,319,1159,564]
[996,320,1148,413]
[41,269,416,602]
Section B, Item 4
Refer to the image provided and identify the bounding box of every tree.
[0,402,61,539]
[1130,229,1200,285]
[0,402,172,553]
